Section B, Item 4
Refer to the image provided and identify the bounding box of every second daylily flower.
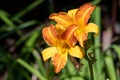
[42,24,84,73]
[49,3,99,47]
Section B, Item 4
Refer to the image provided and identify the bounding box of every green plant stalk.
[88,62,94,80]
[93,6,101,74]
[85,54,94,80]
[92,6,105,80]
[93,7,101,61]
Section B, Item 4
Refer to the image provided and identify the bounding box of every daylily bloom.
[49,3,99,47]
[42,24,84,73]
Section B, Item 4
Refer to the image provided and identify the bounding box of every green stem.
[88,60,94,80]
[85,53,94,80]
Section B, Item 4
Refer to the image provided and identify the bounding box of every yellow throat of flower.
[56,40,71,54]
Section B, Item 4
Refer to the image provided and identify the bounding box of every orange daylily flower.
[42,24,84,73]
[49,3,99,47]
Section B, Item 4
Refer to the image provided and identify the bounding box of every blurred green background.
[0,0,120,80]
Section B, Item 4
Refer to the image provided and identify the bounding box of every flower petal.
[55,23,66,35]
[69,46,85,59]
[67,9,78,21]
[49,12,73,27]
[42,24,58,46]
[74,30,88,47]
[75,3,95,25]
[42,47,58,61]
[52,53,68,73]
[85,23,99,36]
[61,25,78,47]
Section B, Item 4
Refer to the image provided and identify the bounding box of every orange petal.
[49,12,73,27]
[85,23,99,36]
[52,53,68,73]
[74,30,88,47]
[42,24,58,46]
[42,47,57,61]
[61,25,78,47]
[69,46,85,59]
[75,3,95,25]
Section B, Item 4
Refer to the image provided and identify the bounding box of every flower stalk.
[86,53,94,80]
[84,39,96,80]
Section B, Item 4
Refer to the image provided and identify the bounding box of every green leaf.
[105,56,117,80]
[66,59,77,76]
[12,0,44,21]
[17,20,38,29]
[0,10,22,36]
[70,76,84,80]
[17,58,47,80]
[91,0,101,5]
[0,10,15,28]
[32,49,47,77]
[64,76,84,80]
[111,45,120,60]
